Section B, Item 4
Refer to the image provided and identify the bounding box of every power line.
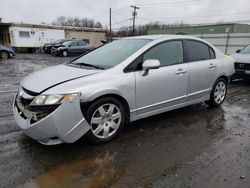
[112,19,131,25]
[93,6,129,19]
[138,12,250,21]
[138,0,225,6]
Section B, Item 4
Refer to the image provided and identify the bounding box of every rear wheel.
[205,78,227,107]
[85,97,125,144]
[62,50,68,57]
[0,51,9,60]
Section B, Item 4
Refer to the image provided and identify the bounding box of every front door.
[135,40,188,116]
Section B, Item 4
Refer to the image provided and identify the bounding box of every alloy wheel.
[214,81,226,104]
[0,51,8,60]
[90,103,121,139]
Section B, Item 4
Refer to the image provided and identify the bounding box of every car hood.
[44,43,52,46]
[231,53,250,64]
[21,64,101,94]
[0,45,13,52]
[52,44,63,48]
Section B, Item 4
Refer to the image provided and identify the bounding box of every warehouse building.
[0,22,106,51]
[148,23,250,54]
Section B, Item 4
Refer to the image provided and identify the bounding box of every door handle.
[176,68,187,75]
[209,63,216,69]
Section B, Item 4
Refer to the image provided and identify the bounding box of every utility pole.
[130,5,140,36]
[109,8,112,41]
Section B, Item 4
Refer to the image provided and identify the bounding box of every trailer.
[0,22,107,52]
[9,26,65,51]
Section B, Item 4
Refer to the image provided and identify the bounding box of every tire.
[205,78,227,107]
[85,97,125,144]
[0,51,9,60]
[62,50,68,57]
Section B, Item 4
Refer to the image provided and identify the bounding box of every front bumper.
[43,46,51,53]
[9,52,15,57]
[51,48,61,55]
[234,69,250,79]
[13,94,91,145]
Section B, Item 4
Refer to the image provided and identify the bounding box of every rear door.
[78,41,89,53]
[183,40,217,101]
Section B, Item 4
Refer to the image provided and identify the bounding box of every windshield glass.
[71,39,151,69]
[62,41,74,46]
[54,39,63,44]
[240,45,250,54]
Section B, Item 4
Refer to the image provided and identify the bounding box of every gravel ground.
[0,54,250,188]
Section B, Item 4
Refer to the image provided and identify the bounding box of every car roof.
[124,34,201,41]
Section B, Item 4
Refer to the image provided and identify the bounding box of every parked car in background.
[230,45,250,79]
[0,44,15,60]
[13,35,234,145]
[43,39,73,53]
[51,40,93,57]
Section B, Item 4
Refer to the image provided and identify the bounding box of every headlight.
[30,93,78,106]
[58,47,63,50]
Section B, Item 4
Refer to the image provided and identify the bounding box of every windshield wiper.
[67,62,105,70]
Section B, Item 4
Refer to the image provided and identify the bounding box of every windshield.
[62,41,73,46]
[240,45,250,54]
[71,39,151,69]
[54,39,63,44]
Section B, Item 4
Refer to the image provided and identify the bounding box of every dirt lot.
[0,54,250,188]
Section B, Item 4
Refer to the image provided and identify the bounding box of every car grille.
[15,90,59,124]
[20,97,32,106]
[235,62,250,71]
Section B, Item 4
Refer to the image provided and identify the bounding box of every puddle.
[23,151,125,188]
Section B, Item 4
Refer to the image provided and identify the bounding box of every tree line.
[52,17,191,38]
[52,16,103,28]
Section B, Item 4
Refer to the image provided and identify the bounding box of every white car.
[231,45,250,79]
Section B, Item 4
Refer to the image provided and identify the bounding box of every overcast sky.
[0,0,250,29]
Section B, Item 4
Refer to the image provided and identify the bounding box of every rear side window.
[143,40,183,66]
[79,41,87,46]
[209,47,216,59]
[185,40,215,62]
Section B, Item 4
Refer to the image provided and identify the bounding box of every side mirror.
[141,59,160,76]
[236,49,241,53]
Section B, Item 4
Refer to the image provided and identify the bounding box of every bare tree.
[112,21,190,37]
[52,16,103,28]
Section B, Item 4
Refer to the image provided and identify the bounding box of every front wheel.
[205,78,227,107]
[0,51,9,60]
[62,50,68,57]
[85,97,125,144]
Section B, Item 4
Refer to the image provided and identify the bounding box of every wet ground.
[0,54,250,188]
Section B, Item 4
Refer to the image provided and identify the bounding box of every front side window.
[185,40,212,62]
[143,41,183,66]
[63,41,77,46]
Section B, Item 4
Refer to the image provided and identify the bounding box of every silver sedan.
[13,35,234,145]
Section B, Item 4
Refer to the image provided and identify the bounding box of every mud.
[0,54,250,188]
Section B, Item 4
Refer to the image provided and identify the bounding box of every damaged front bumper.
[13,93,91,145]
